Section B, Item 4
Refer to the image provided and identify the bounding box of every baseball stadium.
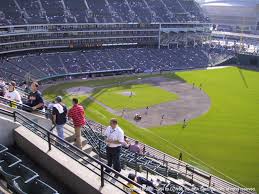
[0,0,258,194]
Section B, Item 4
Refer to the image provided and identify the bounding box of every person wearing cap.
[4,81,22,105]
[52,96,67,140]
[104,118,124,174]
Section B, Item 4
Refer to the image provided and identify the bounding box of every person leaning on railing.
[4,81,22,108]
[0,78,6,97]
[24,82,44,112]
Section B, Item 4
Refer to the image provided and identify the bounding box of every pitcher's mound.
[119,91,135,97]
[66,86,93,95]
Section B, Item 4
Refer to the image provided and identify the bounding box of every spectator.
[5,81,22,104]
[52,96,67,140]
[128,173,158,188]
[68,98,86,149]
[142,145,146,155]
[25,82,44,111]
[47,101,55,110]
[0,78,6,97]
[129,140,141,154]
[45,100,55,119]
[123,136,130,149]
[104,118,124,174]
[126,173,159,194]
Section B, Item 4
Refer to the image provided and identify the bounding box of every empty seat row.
[0,144,59,194]
[0,46,235,84]
[0,0,208,25]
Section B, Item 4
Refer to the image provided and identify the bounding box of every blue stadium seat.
[0,144,8,154]
[0,152,22,168]
[12,178,59,194]
[0,163,39,184]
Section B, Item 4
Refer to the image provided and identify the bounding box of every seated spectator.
[0,78,6,97]
[129,141,141,154]
[124,173,146,194]
[25,82,44,111]
[128,173,159,192]
[123,136,130,149]
[4,81,22,105]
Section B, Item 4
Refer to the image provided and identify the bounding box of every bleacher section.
[0,0,208,26]
[0,46,234,83]
[0,144,59,194]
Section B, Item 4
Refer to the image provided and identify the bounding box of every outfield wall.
[238,54,259,67]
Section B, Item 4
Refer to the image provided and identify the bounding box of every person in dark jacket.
[52,96,67,139]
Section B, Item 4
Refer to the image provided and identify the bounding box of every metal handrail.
[83,121,196,192]
[0,96,46,115]
[0,108,151,194]
[86,120,256,194]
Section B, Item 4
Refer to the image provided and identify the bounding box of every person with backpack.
[52,96,67,140]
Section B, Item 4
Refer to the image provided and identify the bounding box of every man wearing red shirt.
[68,98,86,149]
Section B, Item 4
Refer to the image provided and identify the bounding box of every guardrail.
[82,122,195,192]
[0,107,152,194]
[0,96,46,115]
[86,120,255,194]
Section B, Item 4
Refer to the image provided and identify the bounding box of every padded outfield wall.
[238,54,259,67]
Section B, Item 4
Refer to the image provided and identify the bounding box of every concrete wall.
[0,116,19,146]
[14,126,123,194]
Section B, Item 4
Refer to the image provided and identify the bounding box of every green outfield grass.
[44,67,259,191]
[93,84,178,110]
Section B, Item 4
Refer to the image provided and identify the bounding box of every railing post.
[13,111,16,122]
[98,139,101,159]
[146,170,149,180]
[166,162,168,177]
[100,165,104,187]
[209,175,211,187]
[47,132,51,151]
[135,153,137,175]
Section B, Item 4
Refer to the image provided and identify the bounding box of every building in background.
[198,0,259,33]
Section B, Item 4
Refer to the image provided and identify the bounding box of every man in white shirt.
[5,81,22,106]
[104,118,124,174]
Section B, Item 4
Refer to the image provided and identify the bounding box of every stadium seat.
[0,144,8,153]
[0,163,39,184]
[12,178,59,194]
[0,152,22,168]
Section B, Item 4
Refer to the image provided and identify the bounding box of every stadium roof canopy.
[198,0,258,29]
